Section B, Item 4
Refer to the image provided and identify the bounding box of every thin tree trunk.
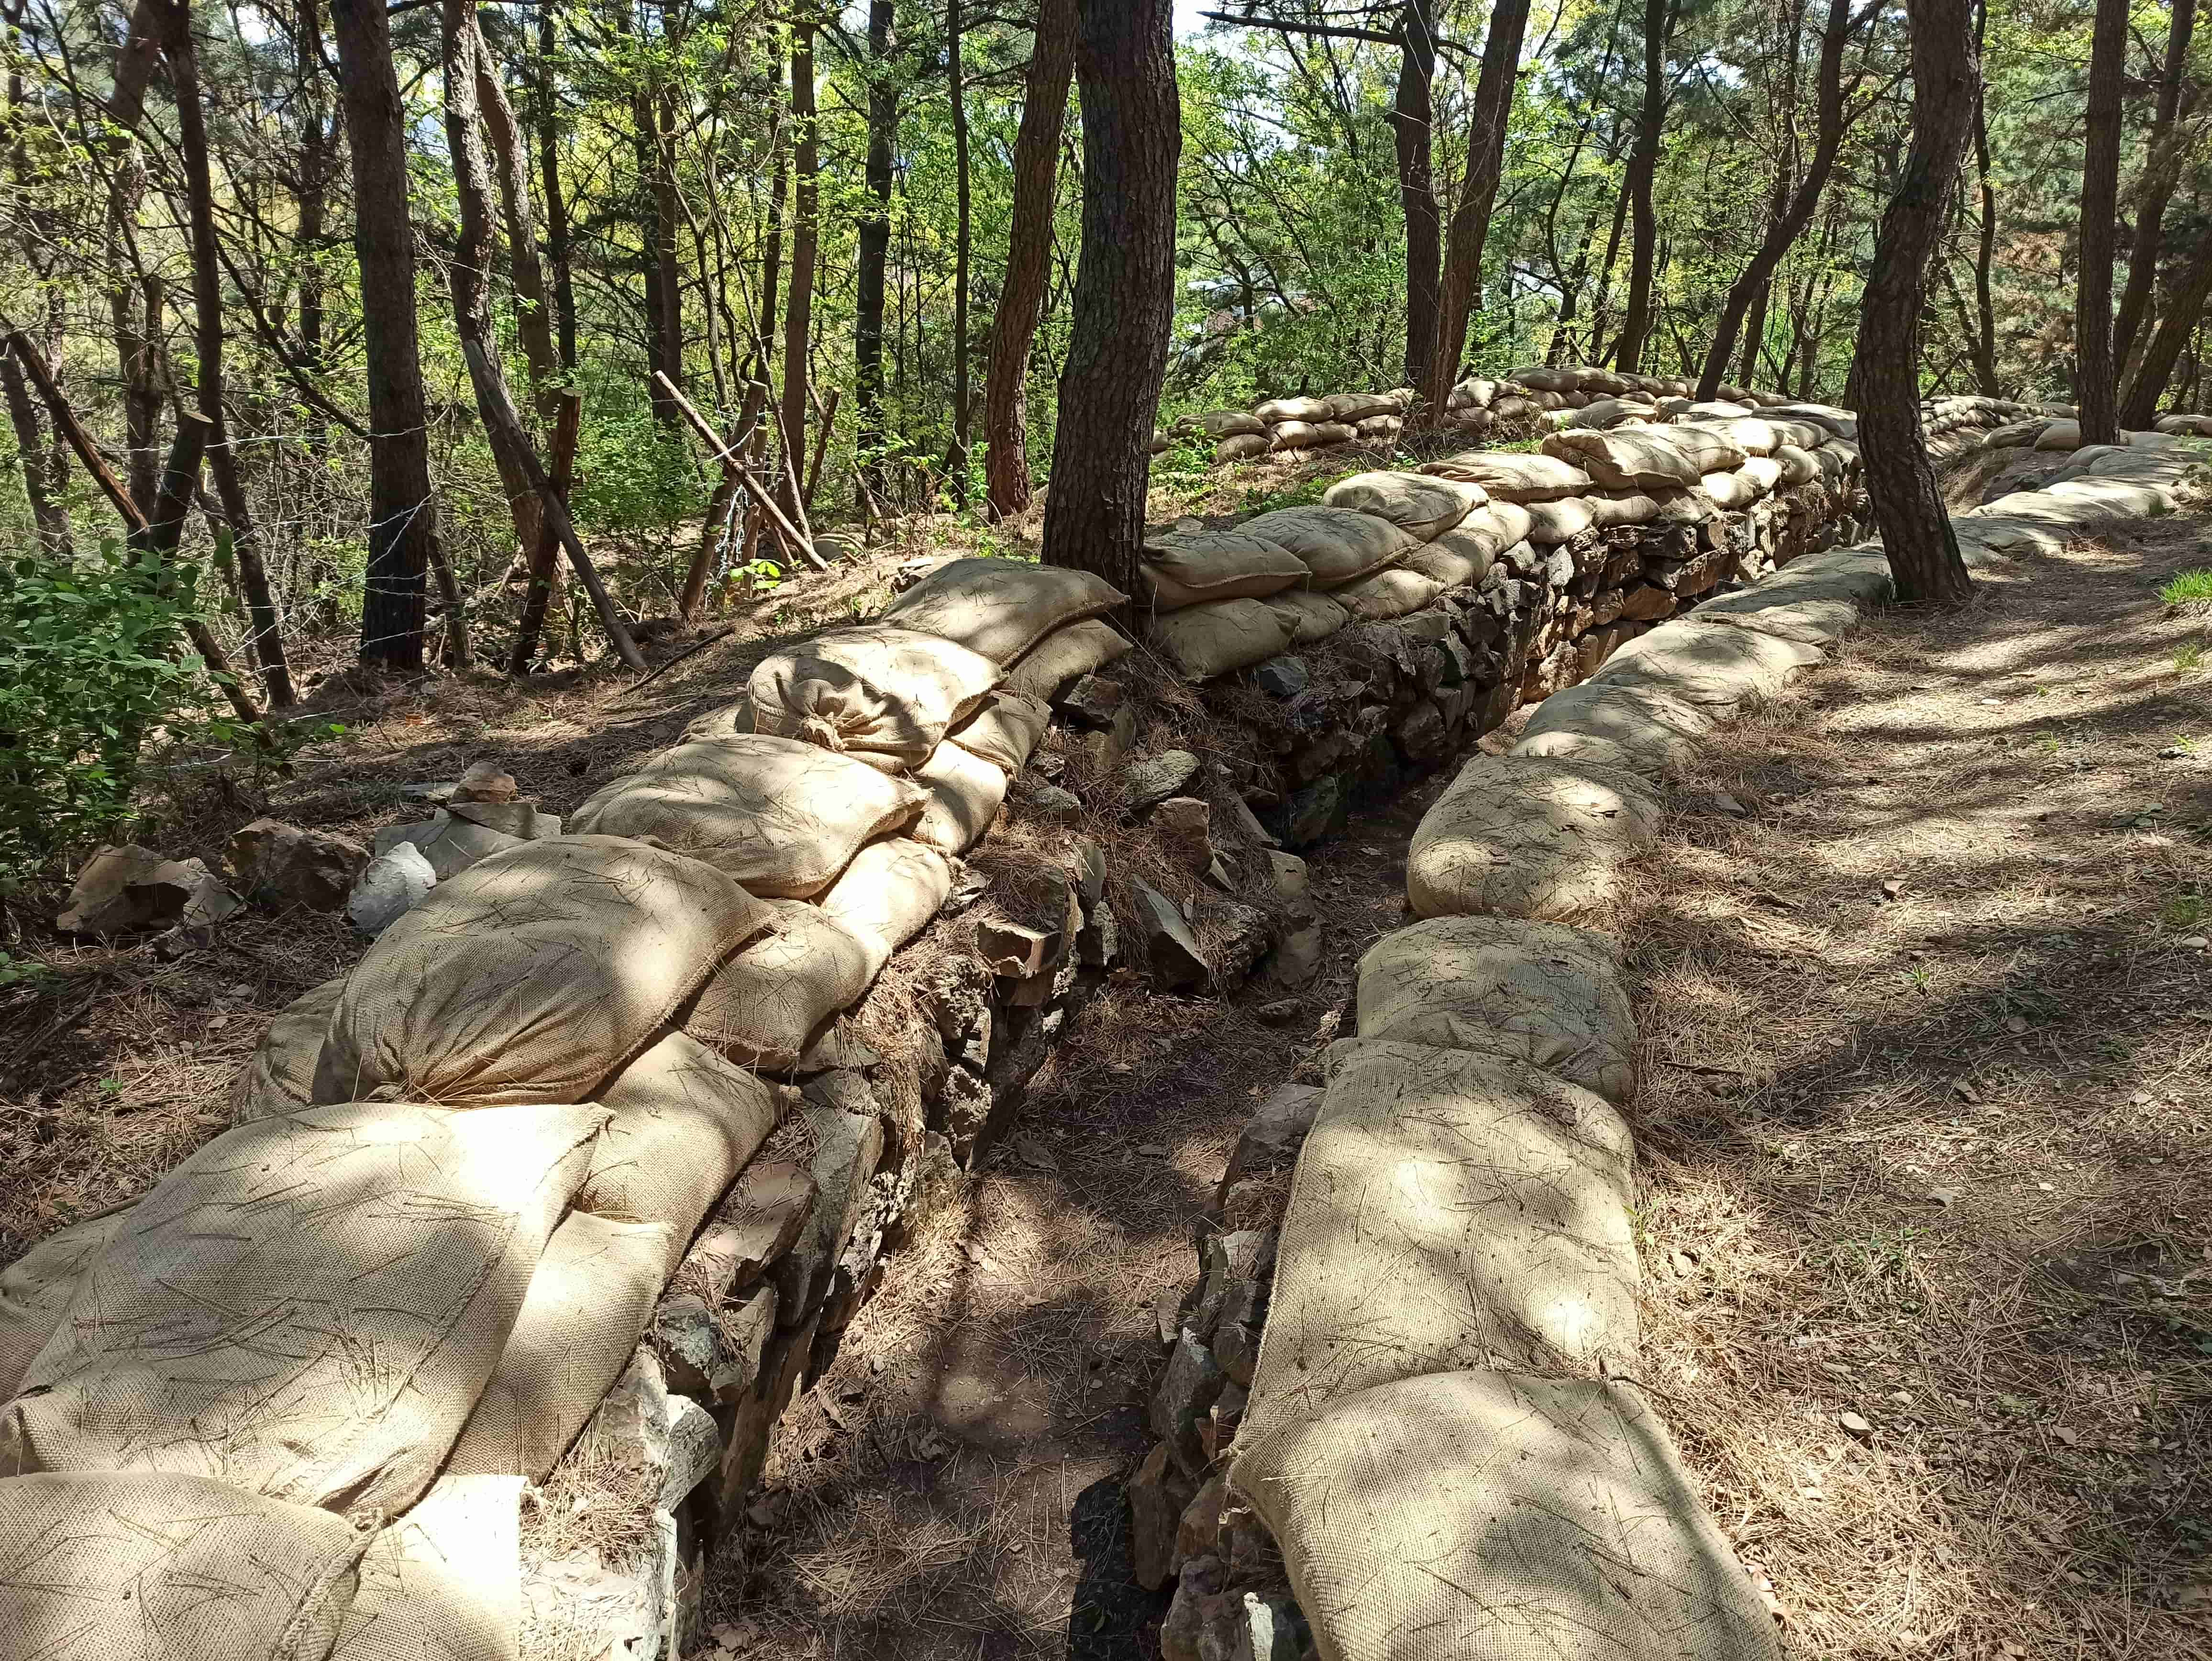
[330,0,443,670]
[1615,0,1676,372]
[1963,0,2002,397]
[947,0,973,485]
[103,0,164,513]
[1847,0,1979,608]
[161,0,297,706]
[2115,0,2197,376]
[1394,0,1441,392]
[2122,231,2212,425]
[1040,0,1179,593]
[509,391,579,673]
[982,0,1075,518]
[1422,0,1534,416]
[0,348,70,552]
[293,0,334,449]
[534,0,577,371]
[2075,0,2129,444]
[776,21,819,526]
[1587,178,1632,363]
[855,0,896,497]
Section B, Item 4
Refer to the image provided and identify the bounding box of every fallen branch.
[653,370,827,571]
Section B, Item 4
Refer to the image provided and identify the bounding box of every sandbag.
[1699,467,1759,511]
[1310,420,1359,446]
[231,975,347,1123]
[1268,420,1324,451]
[314,836,771,1107]
[818,837,954,975]
[1326,391,1401,422]
[1,1100,605,1513]
[680,694,754,742]
[336,1473,521,1661]
[1140,527,1307,609]
[1331,566,1444,622]
[1523,496,1596,545]
[1440,499,1534,557]
[2035,419,2084,452]
[1772,443,1820,486]
[1257,395,1331,424]
[1148,597,1296,678]
[1714,415,1779,456]
[687,901,877,1072]
[1319,471,1485,541]
[1740,454,1784,494]
[580,1030,780,1271]
[1543,426,1701,489]
[1261,588,1351,644]
[1231,1371,1782,1661]
[1418,450,1592,501]
[1584,489,1659,528]
[1240,1038,1637,1450]
[1357,916,1635,1101]
[0,1211,128,1400]
[0,1470,367,1661]
[445,1212,669,1482]
[1198,410,1265,437]
[943,690,1050,773]
[1240,505,1418,587]
[1000,617,1135,700]
[1403,539,1486,588]
[878,555,1126,664]
[1587,616,1825,714]
[1354,412,1403,441]
[913,739,1009,853]
[750,624,1001,772]
[1215,432,1270,464]
[1407,754,1664,923]
[1510,679,1718,777]
[1567,395,1658,430]
[1660,421,1751,473]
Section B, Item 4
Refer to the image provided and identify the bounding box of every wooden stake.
[652,370,827,570]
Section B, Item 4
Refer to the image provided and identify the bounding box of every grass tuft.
[2158,566,2212,608]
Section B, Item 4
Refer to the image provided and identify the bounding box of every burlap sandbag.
[314,836,770,1107]
[2,1100,606,1514]
[1439,499,1533,558]
[1319,471,1485,540]
[1256,395,1331,424]
[1231,1371,1782,1661]
[581,1030,780,1272]
[1000,617,1135,700]
[1261,588,1350,644]
[1214,432,1270,463]
[232,976,347,1123]
[1587,617,1825,715]
[1418,451,1592,502]
[1657,421,1750,473]
[1268,420,1324,452]
[1402,539,1485,588]
[680,693,753,742]
[1567,395,1658,429]
[1241,1038,1637,1450]
[1356,917,1635,1101]
[750,624,1002,773]
[1543,426,1701,489]
[1148,597,1295,678]
[1330,566,1443,622]
[1198,409,1265,438]
[335,1473,521,1661]
[1740,454,1784,495]
[1711,415,1779,456]
[1240,506,1417,587]
[1140,528,1307,610]
[0,1470,367,1661]
[687,901,877,1072]
[0,1210,128,1399]
[1699,467,1760,510]
[1773,442,1820,486]
[1523,496,1596,545]
[445,1212,668,1483]
[567,737,924,900]
[944,690,1051,773]
[1326,391,1402,422]
[878,555,1126,664]
[1510,679,1718,776]
[819,837,952,975]
[1310,420,1359,447]
[1406,754,1663,923]
[913,739,1009,853]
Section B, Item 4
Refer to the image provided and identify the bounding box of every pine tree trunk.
[534,1,577,372]
[2074,0,2129,445]
[1040,0,1178,594]
[776,22,819,526]
[947,0,973,486]
[855,0,896,498]
[1847,0,1980,609]
[1615,0,1674,373]
[2114,0,2196,376]
[2122,232,2212,426]
[982,0,1075,519]
[1393,0,1441,393]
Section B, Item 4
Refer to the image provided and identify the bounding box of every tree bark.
[0,348,70,552]
[982,0,1075,518]
[2075,0,2129,445]
[330,0,442,670]
[855,0,896,496]
[1615,0,1676,372]
[947,0,973,485]
[104,0,165,513]
[1394,0,1441,392]
[1040,0,1179,594]
[1963,0,2002,397]
[1699,0,1858,399]
[534,0,577,371]
[776,22,819,526]
[2122,230,2212,425]
[2114,0,2197,378]
[161,0,297,706]
[1422,0,1533,416]
[509,391,579,674]
[1846,0,1979,608]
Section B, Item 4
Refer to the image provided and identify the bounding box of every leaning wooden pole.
[653,370,827,570]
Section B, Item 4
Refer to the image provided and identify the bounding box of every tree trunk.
[1847,0,1980,608]
[982,0,1075,518]
[1615,0,1675,372]
[103,0,165,514]
[1394,0,1441,392]
[1040,0,1179,594]
[2114,0,2197,376]
[330,0,442,670]
[2122,230,2212,425]
[1422,0,1534,416]
[1963,0,2002,397]
[534,0,577,371]
[0,348,70,552]
[293,0,334,449]
[161,0,297,706]
[509,391,579,673]
[776,22,819,526]
[947,0,973,485]
[2075,0,2129,445]
[855,0,896,497]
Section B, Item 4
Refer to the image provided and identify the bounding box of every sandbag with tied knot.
[749,624,1003,774]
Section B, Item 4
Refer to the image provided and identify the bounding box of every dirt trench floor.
[706,514,2212,1661]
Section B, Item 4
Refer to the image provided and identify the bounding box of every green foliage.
[0,547,211,884]
[2159,568,2212,608]
[572,399,708,532]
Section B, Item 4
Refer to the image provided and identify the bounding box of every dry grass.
[1619,514,2212,1659]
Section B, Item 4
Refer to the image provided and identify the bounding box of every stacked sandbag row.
[1950,431,2201,562]
[1167,389,1419,464]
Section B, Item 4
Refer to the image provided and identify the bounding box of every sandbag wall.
[1126,418,2203,1661]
